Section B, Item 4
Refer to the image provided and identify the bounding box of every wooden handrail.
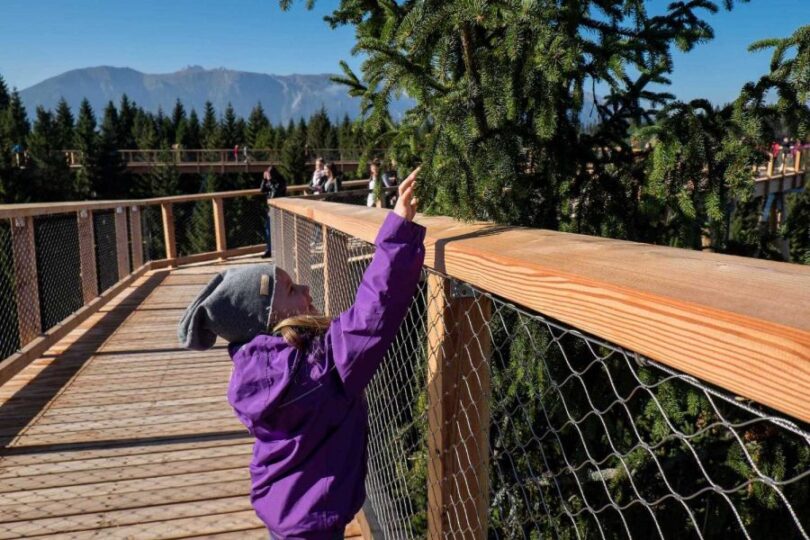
[0,180,374,219]
[269,197,810,423]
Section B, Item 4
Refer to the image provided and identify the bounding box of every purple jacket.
[227,212,426,539]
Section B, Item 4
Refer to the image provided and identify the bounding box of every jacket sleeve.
[328,211,426,397]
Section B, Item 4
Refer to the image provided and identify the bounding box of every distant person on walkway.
[178,167,423,540]
[259,165,287,258]
[233,144,240,162]
[323,162,341,193]
[366,159,382,207]
[382,159,399,208]
[11,143,23,168]
[310,157,328,194]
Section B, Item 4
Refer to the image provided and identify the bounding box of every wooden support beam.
[426,273,491,540]
[323,224,350,317]
[161,203,177,265]
[129,206,144,269]
[10,216,41,346]
[115,206,130,280]
[77,210,98,304]
[212,197,227,256]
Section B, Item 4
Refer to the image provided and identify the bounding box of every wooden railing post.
[795,148,803,172]
[426,274,491,540]
[161,203,177,265]
[293,215,309,283]
[77,209,98,304]
[767,155,775,177]
[274,207,284,270]
[322,224,350,316]
[129,206,144,269]
[114,206,130,280]
[212,197,227,258]
[10,216,41,345]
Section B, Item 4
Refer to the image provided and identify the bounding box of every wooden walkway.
[0,256,364,539]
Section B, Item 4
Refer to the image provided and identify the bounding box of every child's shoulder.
[228,333,292,360]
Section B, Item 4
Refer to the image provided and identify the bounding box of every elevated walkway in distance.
[0,255,365,539]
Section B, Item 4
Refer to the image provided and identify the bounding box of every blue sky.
[0,0,807,104]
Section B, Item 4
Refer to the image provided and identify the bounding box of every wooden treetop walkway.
[1,190,808,538]
[0,255,365,539]
[63,148,369,175]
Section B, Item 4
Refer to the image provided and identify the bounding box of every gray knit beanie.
[177,263,278,351]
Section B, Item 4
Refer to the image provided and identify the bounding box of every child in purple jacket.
[178,169,425,540]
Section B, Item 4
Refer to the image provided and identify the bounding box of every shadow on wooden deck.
[0,270,169,448]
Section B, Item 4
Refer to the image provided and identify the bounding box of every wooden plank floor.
[0,256,364,540]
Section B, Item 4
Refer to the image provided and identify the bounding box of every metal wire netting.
[0,221,20,360]
[174,200,215,257]
[271,206,810,540]
[225,196,267,250]
[290,217,326,313]
[92,210,118,295]
[34,213,83,333]
[140,205,163,263]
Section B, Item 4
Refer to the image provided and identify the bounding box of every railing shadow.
[0,270,170,449]
[430,224,513,275]
[0,430,248,457]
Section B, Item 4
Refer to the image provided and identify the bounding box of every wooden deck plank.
[0,468,248,505]
[0,479,249,522]
[178,529,273,539]
[0,496,254,539]
[22,510,262,539]
[0,442,252,478]
[0,454,250,493]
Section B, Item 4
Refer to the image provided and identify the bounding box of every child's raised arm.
[328,170,425,397]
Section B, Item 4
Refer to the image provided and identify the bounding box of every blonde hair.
[272,314,332,350]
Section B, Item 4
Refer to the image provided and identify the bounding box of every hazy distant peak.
[20,65,413,123]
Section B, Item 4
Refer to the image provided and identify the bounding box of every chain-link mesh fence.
[0,221,19,360]
[140,204,164,263]
[35,213,83,333]
[173,200,215,257]
[93,210,119,295]
[224,195,267,250]
[270,205,810,540]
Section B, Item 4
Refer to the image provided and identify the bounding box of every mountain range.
[19,65,413,124]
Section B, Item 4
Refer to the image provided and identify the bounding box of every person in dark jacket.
[260,165,288,258]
